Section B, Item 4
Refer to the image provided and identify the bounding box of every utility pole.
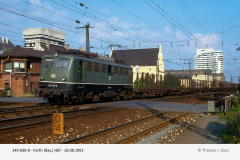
[76,22,91,54]
[184,61,191,76]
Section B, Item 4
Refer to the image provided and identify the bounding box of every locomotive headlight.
[40,76,45,80]
[62,77,66,81]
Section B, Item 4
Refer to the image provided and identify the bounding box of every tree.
[236,46,240,51]
[3,48,10,53]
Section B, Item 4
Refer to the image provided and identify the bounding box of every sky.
[0,0,240,82]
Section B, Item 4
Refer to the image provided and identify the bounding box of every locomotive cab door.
[78,61,84,88]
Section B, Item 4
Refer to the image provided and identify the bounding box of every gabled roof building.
[110,45,165,82]
[0,36,15,54]
[0,43,66,96]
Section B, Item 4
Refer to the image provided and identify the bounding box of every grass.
[20,93,36,97]
[217,91,240,144]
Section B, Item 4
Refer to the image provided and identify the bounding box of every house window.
[4,83,10,89]
[149,68,151,71]
[14,62,25,72]
[5,62,12,72]
[27,62,33,72]
[136,66,139,73]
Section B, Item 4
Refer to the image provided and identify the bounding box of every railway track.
[0,104,53,119]
[0,103,93,119]
[0,91,233,144]
[59,99,208,144]
[0,106,125,135]
[60,110,189,144]
[153,91,229,102]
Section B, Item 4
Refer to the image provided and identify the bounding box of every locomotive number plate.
[51,73,56,78]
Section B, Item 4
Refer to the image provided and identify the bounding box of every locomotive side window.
[125,68,129,75]
[101,64,106,72]
[43,59,53,67]
[114,66,118,74]
[94,63,100,72]
[119,67,123,74]
[129,68,132,75]
[57,59,69,68]
[86,62,92,71]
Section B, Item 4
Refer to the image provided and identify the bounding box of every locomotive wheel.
[92,95,99,102]
[116,96,121,101]
[123,94,129,100]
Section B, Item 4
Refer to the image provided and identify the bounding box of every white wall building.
[23,28,66,48]
[194,48,223,74]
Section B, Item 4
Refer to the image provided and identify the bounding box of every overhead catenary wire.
[49,0,188,61]
[1,0,238,81]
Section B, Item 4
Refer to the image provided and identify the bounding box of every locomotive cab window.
[43,59,53,67]
[57,59,69,68]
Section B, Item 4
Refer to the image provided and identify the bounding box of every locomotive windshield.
[43,59,53,67]
[57,59,69,68]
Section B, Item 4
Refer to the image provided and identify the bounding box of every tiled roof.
[0,45,66,58]
[0,39,15,52]
[111,48,159,66]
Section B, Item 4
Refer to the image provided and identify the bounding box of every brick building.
[0,44,65,96]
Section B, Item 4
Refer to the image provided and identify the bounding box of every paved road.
[0,97,209,112]
[89,100,209,113]
[172,116,226,144]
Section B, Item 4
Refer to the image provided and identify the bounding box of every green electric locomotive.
[37,52,133,103]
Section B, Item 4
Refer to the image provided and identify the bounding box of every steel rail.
[112,112,188,144]
[0,104,55,119]
[0,103,51,113]
[60,97,213,144]
[153,91,230,102]
[59,110,180,144]
[0,107,124,135]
